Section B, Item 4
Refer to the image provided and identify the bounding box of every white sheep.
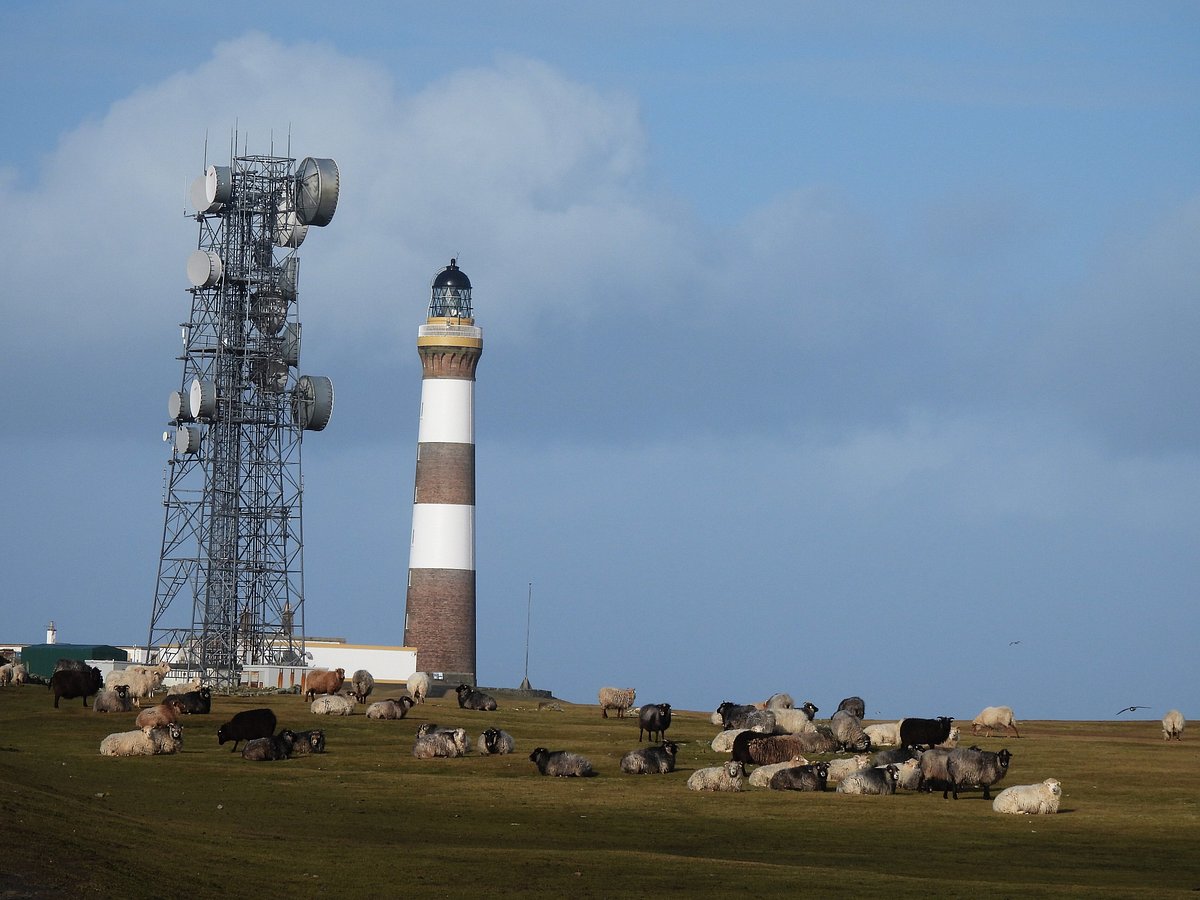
[311,694,356,716]
[748,757,810,788]
[99,723,183,757]
[686,760,745,792]
[9,663,29,685]
[0,664,11,686]
[770,707,820,735]
[889,758,923,791]
[413,728,469,759]
[764,692,795,710]
[105,663,171,707]
[598,687,637,718]
[971,705,1020,738]
[937,726,961,749]
[477,728,516,755]
[992,778,1062,815]
[711,729,750,752]
[166,679,202,696]
[826,754,873,783]
[863,722,901,747]
[366,698,414,720]
[1162,709,1185,741]
[406,672,431,704]
[92,685,133,714]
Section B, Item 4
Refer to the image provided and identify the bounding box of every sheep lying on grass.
[767,762,829,792]
[837,764,899,795]
[310,694,355,716]
[366,698,414,720]
[100,723,183,757]
[864,722,901,747]
[686,760,745,792]
[242,730,296,761]
[825,754,873,783]
[92,685,133,714]
[711,729,749,752]
[135,697,184,730]
[288,730,326,755]
[748,757,810,788]
[771,704,820,735]
[529,747,595,777]
[992,778,1062,814]
[413,728,469,759]
[478,728,516,755]
[620,741,678,774]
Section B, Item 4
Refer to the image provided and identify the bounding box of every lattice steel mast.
[146,138,339,688]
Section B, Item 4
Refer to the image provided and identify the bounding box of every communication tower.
[146,138,340,688]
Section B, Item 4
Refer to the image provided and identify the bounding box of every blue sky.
[1,2,1196,721]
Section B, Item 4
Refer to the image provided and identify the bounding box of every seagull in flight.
[1008,640,1021,645]
[1116,706,1149,715]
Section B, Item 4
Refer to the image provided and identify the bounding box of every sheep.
[241,730,297,761]
[767,762,830,792]
[172,687,212,715]
[732,729,838,766]
[771,703,820,735]
[825,754,873,783]
[971,706,1021,739]
[416,722,452,737]
[366,697,414,720]
[864,721,901,747]
[135,697,185,730]
[837,764,899,795]
[836,696,866,719]
[92,685,133,714]
[711,729,749,752]
[413,728,469,759]
[0,664,10,687]
[873,746,921,767]
[303,667,346,701]
[217,708,277,752]
[992,778,1062,815]
[99,723,184,757]
[349,669,375,704]
[287,729,326,755]
[54,658,89,673]
[899,716,954,749]
[455,683,498,711]
[830,710,872,752]
[6,663,29,685]
[166,679,202,695]
[310,694,356,716]
[942,747,1013,800]
[598,687,637,719]
[1162,709,1185,741]
[529,747,595,777]
[406,672,430,704]
[477,728,516,755]
[49,666,103,708]
[715,702,774,732]
[764,692,795,710]
[937,726,961,749]
[885,758,923,791]
[686,760,745,792]
[748,757,811,788]
[638,703,672,742]
[620,741,678,775]
[105,662,171,706]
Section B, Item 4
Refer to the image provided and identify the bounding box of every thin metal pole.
[523,582,532,687]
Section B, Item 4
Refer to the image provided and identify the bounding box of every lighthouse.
[403,259,483,686]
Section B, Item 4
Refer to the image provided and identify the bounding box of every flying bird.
[1008,640,1021,645]
[1116,706,1149,715]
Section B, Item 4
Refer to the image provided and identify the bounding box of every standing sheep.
[837,764,900,795]
[899,716,954,749]
[620,741,678,775]
[836,696,866,719]
[92,685,133,714]
[830,710,872,752]
[638,703,672,742]
[217,708,277,752]
[303,667,346,701]
[992,778,1062,815]
[598,687,637,719]
[477,728,516,755]
[767,762,830,792]
[49,666,103,708]
[406,672,430,704]
[971,706,1021,738]
[349,670,375,704]
[99,723,184,757]
[943,747,1012,800]
[686,760,745,792]
[864,721,901,747]
[1162,709,1185,741]
[529,747,595,777]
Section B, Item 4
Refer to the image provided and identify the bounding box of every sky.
[1,2,1196,721]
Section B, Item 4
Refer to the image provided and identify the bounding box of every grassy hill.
[1,687,1196,897]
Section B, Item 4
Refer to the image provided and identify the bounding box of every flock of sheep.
[7,657,1188,815]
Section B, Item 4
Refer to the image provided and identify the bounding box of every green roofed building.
[19,644,128,680]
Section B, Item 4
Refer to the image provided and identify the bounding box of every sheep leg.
[1008,723,1021,738]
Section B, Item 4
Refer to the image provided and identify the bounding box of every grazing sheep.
[992,778,1062,815]
[49,666,103,708]
[303,667,346,701]
[310,694,356,716]
[406,672,430,704]
[477,728,516,755]
[899,716,955,749]
[620,741,678,775]
[455,683,498,711]
[92,685,133,714]
[836,696,866,719]
[598,687,637,719]
[349,670,375,704]
[100,723,184,757]
[242,730,297,761]
[217,708,277,752]
[135,697,185,730]
[686,760,745,792]
[529,747,595,777]
[711,729,750,752]
[366,697,415,720]
[748,757,811,788]
[826,754,873,783]
[1162,710,1185,741]
[864,722,901,747]
[767,762,830,792]
[771,703,820,735]
[918,747,955,792]
[172,687,212,715]
[942,747,1013,800]
[837,764,899,795]
[413,728,470,759]
[971,706,1021,739]
[732,730,838,766]
[830,710,872,752]
[638,703,672,742]
[287,729,326,755]
[765,692,795,710]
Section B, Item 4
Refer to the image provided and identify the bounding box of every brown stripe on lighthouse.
[414,443,475,505]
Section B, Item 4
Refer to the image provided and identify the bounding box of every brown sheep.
[135,696,185,730]
[304,667,345,701]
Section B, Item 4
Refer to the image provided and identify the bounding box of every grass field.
[1,687,1197,898]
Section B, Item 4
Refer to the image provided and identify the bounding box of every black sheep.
[637,703,672,742]
[768,762,830,792]
[288,729,327,755]
[49,666,103,709]
[173,687,212,714]
[899,716,954,749]
[836,696,866,719]
[455,683,498,711]
[242,730,296,761]
[217,708,278,752]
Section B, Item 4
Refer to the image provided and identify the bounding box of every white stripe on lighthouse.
[417,379,474,444]
[409,504,476,571]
